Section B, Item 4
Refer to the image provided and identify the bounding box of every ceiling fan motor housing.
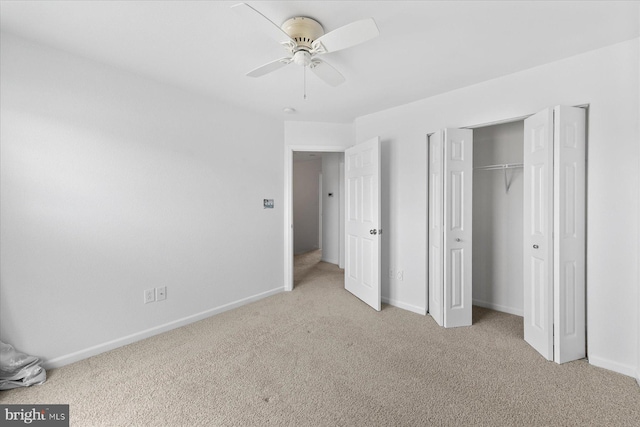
[281,16,324,51]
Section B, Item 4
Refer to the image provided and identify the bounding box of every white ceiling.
[1,1,638,123]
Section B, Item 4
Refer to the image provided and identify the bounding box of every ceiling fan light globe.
[293,50,312,66]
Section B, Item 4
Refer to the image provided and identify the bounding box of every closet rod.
[474,163,523,193]
[474,163,523,171]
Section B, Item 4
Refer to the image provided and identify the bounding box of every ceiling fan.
[231,3,379,87]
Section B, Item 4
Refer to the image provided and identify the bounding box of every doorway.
[472,120,525,316]
[292,152,322,258]
[285,147,345,291]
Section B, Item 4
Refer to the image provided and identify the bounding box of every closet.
[427,105,586,364]
[473,121,524,318]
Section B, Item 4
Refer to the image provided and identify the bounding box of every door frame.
[425,105,589,353]
[284,145,346,291]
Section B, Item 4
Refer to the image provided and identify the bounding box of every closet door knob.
[533,244,539,249]
[455,238,461,242]
[370,229,377,235]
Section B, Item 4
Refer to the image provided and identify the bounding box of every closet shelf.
[474,163,523,193]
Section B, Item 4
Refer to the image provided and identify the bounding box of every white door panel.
[553,105,586,363]
[524,106,586,363]
[345,137,381,311]
[429,129,473,328]
[443,128,473,328]
[428,131,444,326]
[524,108,554,361]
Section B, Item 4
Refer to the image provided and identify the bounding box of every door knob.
[533,244,539,249]
[455,238,461,242]
[370,229,377,235]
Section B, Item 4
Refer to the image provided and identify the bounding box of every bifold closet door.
[428,131,444,326]
[523,106,585,363]
[523,108,555,360]
[428,129,473,328]
[553,106,586,364]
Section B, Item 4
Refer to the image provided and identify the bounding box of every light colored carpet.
[2,249,639,426]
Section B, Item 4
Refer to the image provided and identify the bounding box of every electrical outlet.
[144,289,155,304]
[389,269,394,279]
[397,270,404,281]
[156,286,167,301]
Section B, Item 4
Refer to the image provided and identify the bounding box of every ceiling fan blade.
[309,60,345,86]
[231,3,295,48]
[312,18,379,54]
[246,57,292,77]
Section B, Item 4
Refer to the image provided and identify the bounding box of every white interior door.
[428,131,444,326]
[553,105,586,363]
[443,128,473,327]
[345,137,381,311]
[523,108,555,361]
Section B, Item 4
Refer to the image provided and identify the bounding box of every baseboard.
[43,286,284,370]
[382,297,426,315]
[321,257,339,265]
[636,370,640,387]
[588,355,638,378]
[473,299,523,317]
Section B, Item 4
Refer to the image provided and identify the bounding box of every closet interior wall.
[472,121,525,316]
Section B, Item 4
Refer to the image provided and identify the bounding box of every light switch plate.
[144,289,155,304]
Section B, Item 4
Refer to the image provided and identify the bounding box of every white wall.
[293,158,321,254]
[0,33,285,367]
[472,121,524,316]
[284,122,354,149]
[321,152,344,265]
[355,38,639,377]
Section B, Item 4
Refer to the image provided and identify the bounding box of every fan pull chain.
[303,64,307,100]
